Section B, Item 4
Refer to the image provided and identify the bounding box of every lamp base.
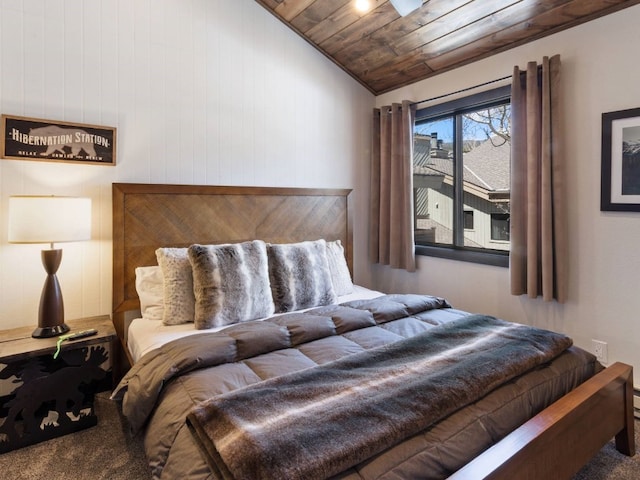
[34,249,67,339]
[32,323,70,338]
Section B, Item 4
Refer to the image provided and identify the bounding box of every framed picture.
[1,114,116,165]
[601,108,640,211]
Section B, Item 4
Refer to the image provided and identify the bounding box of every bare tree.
[462,105,511,148]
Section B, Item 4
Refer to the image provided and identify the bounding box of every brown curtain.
[510,54,567,302]
[370,100,417,272]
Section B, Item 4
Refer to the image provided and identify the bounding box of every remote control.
[67,328,98,341]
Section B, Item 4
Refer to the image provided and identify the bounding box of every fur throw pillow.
[188,240,274,329]
[267,239,337,312]
[156,247,194,325]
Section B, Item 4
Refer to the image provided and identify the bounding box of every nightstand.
[0,315,116,453]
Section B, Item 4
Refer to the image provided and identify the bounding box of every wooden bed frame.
[112,182,353,363]
[111,182,634,479]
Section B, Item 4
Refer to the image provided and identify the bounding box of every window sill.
[415,244,509,267]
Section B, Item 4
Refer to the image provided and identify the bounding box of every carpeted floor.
[0,393,638,480]
[0,392,149,480]
[573,417,640,480]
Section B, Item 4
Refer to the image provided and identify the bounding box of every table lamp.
[8,196,92,338]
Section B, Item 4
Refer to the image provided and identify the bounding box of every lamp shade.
[8,196,92,244]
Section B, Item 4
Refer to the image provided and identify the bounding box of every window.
[413,85,511,266]
[491,214,510,241]
[464,210,474,230]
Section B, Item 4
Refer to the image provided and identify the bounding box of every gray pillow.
[267,239,337,313]
[188,240,274,329]
[156,247,194,325]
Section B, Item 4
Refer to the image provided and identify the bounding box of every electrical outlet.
[592,339,608,364]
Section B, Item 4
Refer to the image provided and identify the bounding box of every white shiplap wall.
[0,0,374,329]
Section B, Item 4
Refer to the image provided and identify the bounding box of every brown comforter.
[112,295,598,480]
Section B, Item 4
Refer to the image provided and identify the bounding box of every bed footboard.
[449,362,634,479]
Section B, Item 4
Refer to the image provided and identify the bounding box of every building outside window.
[413,85,511,266]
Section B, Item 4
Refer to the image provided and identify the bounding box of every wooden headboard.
[112,183,353,345]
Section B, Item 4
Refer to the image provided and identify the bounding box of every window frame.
[414,85,512,268]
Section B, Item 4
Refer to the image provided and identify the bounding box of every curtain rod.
[411,74,512,107]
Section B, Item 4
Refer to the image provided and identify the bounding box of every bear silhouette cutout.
[28,125,97,158]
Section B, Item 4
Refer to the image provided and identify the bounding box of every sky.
[415,107,511,144]
[415,118,454,143]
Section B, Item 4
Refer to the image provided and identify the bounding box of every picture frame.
[601,107,640,211]
[1,114,116,165]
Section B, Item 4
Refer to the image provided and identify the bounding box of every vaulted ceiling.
[255,0,640,95]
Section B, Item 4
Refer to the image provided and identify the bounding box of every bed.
[111,182,635,480]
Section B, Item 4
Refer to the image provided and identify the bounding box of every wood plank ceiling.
[255,0,640,95]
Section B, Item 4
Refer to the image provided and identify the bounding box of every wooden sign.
[1,114,116,165]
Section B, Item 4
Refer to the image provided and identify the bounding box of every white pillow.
[325,240,354,296]
[156,247,195,325]
[134,266,164,321]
